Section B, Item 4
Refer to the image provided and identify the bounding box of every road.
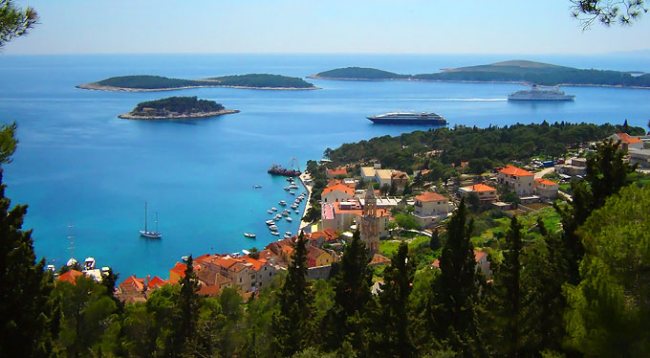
[535,167,555,179]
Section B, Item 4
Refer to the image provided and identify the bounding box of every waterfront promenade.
[298,171,314,231]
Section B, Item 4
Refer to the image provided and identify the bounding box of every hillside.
[313,60,650,87]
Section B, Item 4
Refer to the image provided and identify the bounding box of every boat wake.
[430,98,507,102]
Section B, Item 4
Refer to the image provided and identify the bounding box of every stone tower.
[360,185,379,253]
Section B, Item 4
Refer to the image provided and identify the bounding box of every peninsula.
[79,74,317,92]
[118,96,239,120]
[312,60,650,88]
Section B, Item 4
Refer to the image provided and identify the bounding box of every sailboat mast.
[155,212,159,232]
[144,202,148,232]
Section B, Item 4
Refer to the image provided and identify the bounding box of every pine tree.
[0,125,53,357]
[491,216,523,357]
[323,230,372,353]
[431,199,481,355]
[272,231,313,357]
[373,242,415,358]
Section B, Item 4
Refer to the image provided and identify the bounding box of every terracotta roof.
[148,276,168,289]
[499,165,533,177]
[306,246,328,260]
[461,183,496,193]
[616,132,642,144]
[198,283,221,297]
[391,170,409,179]
[310,228,338,242]
[121,275,145,292]
[369,253,391,266]
[327,167,348,177]
[332,201,389,217]
[415,191,447,202]
[240,256,267,271]
[535,178,558,186]
[58,270,83,285]
[322,183,355,197]
[170,262,187,279]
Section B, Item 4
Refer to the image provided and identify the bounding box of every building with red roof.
[459,183,498,203]
[609,132,643,151]
[534,178,559,199]
[412,191,453,227]
[321,183,356,203]
[497,165,535,196]
[326,166,348,179]
[321,199,390,238]
[57,269,83,285]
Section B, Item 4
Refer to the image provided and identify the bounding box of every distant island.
[118,96,239,120]
[312,60,650,88]
[78,74,318,92]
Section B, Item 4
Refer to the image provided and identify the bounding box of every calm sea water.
[0,54,649,277]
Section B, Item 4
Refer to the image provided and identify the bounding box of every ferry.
[367,112,447,125]
[508,84,575,101]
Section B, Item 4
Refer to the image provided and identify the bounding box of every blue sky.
[5,0,650,54]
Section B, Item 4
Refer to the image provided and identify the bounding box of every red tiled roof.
[415,191,447,202]
[170,262,187,279]
[322,183,355,197]
[121,275,145,292]
[370,253,391,266]
[535,178,558,186]
[58,270,83,285]
[327,167,348,177]
[240,256,267,271]
[463,183,496,193]
[616,132,642,144]
[148,276,168,289]
[332,201,389,217]
[499,165,533,177]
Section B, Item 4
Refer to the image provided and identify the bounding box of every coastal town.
[52,130,650,305]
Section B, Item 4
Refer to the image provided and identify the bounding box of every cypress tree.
[0,125,53,357]
[492,216,523,357]
[373,242,415,357]
[431,199,481,355]
[323,230,372,353]
[273,231,313,357]
[167,255,199,357]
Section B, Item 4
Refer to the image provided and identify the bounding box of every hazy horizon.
[6,0,650,55]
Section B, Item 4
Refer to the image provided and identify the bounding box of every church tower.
[360,184,379,253]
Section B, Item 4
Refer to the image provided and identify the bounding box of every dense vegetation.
[325,121,645,174]
[314,60,650,87]
[131,96,225,116]
[94,75,209,89]
[205,74,316,88]
[313,67,407,80]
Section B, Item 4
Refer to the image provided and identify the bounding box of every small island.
[78,74,318,92]
[312,60,650,88]
[118,96,239,120]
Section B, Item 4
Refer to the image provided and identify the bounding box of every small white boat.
[140,202,162,239]
[266,220,275,225]
[271,207,278,212]
[275,214,282,220]
[284,187,291,191]
[253,185,262,189]
[294,210,299,214]
[271,231,280,236]
[289,184,299,189]
[289,191,295,195]
[291,204,298,209]
[282,211,290,217]
[269,225,279,231]
[84,257,96,271]
[279,200,287,206]
[267,209,274,214]
[244,232,256,239]
[286,217,293,222]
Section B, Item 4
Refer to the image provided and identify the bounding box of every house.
[360,167,377,182]
[609,132,644,151]
[306,246,336,267]
[321,199,390,238]
[459,183,498,203]
[629,148,650,169]
[147,276,168,290]
[391,170,410,193]
[321,183,355,203]
[534,178,559,199]
[308,228,339,247]
[169,262,188,284]
[116,275,147,303]
[412,191,453,226]
[432,249,492,277]
[57,269,84,285]
[555,157,587,177]
[369,253,391,267]
[326,166,348,179]
[375,169,393,188]
[497,165,534,196]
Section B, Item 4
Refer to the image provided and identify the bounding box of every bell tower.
[360,185,379,253]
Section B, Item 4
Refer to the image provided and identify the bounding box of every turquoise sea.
[1,54,649,278]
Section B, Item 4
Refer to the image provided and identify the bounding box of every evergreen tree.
[0,0,38,48]
[323,230,372,353]
[429,228,440,251]
[430,199,481,355]
[167,255,200,357]
[555,138,635,283]
[273,231,313,357]
[0,124,53,357]
[491,216,523,357]
[372,242,415,357]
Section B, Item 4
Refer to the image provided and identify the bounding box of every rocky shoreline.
[118,109,240,120]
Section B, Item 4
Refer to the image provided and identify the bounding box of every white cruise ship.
[367,112,447,125]
[508,84,575,101]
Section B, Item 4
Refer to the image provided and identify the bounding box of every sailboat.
[140,202,162,239]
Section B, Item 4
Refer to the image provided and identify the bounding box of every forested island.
[78,74,318,92]
[118,96,238,120]
[313,60,650,88]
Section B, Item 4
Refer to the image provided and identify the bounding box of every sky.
[5,0,650,55]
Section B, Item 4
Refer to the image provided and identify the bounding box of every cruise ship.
[367,112,447,125]
[508,84,575,101]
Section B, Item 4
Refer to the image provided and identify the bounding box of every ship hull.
[508,96,574,102]
[367,117,447,125]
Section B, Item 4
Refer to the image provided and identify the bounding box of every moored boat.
[244,232,256,238]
